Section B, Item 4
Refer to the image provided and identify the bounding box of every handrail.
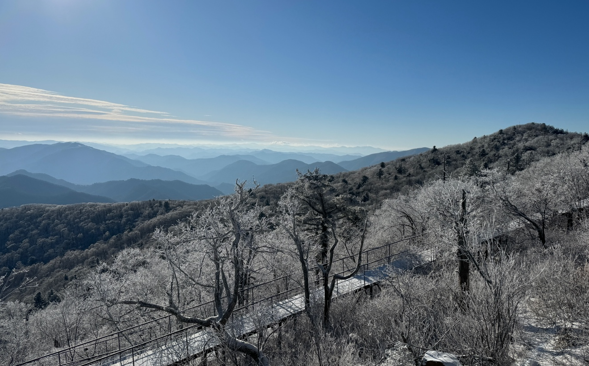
[17,235,421,366]
[76,286,310,366]
[16,275,295,365]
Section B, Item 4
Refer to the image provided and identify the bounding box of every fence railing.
[17,235,422,366]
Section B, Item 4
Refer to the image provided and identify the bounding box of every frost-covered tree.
[414,178,498,292]
[0,301,36,366]
[30,285,102,361]
[280,170,368,329]
[102,183,271,365]
[487,146,589,247]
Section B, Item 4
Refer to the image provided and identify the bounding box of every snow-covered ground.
[513,306,589,365]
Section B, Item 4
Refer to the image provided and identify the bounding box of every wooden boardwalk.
[99,252,427,366]
[15,237,428,366]
[85,200,589,366]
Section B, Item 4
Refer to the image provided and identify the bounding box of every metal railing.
[17,235,422,366]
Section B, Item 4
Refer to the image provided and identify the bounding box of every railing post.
[186,328,189,358]
[364,264,368,287]
[117,332,122,365]
[170,314,174,348]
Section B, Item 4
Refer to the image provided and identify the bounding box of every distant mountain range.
[0,143,205,185]
[126,150,364,172]
[6,170,81,190]
[127,154,270,177]
[0,174,113,208]
[203,159,348,186]
[241,150,359,164]
[5,171,223,205]
[75,179,222,202]
[114,144,384,159]
[128,148,429,183]
[0,142,428,207]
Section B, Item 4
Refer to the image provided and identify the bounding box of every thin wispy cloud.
[0,83,278,141]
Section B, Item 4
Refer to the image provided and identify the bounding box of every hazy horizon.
[0,137,391,156]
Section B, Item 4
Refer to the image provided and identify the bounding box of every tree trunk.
[457,247,470,292]
[315,221,330,285]
[323,272,331,330]
[538,224,546,247]
[457,190,470,292]
[224,331,270,366]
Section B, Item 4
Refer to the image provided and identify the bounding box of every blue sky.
[0,0,588,151]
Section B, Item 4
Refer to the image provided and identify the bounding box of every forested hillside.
[337,147,429,170]
[246,123,589,208]
[2,123,589,365]
[332,123,589,203]
[0,199,209,300]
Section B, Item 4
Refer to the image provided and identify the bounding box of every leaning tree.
[114,182,271,365]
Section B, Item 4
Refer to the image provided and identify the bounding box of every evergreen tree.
[33,292,48,309]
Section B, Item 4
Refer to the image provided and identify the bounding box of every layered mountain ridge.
[1,123,587,302]
[1,142,427,206]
